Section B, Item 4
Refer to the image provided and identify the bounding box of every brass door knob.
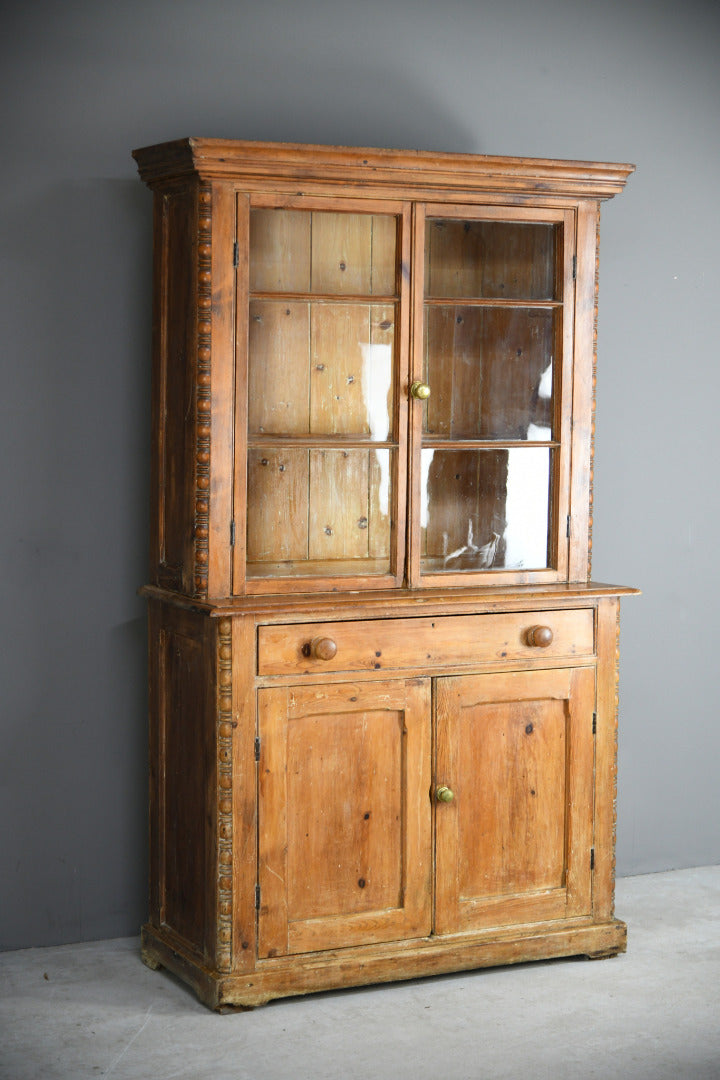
[309,636,337,661]
[526,625,554,647]
[435,785,454,803]
[410,381,431,400]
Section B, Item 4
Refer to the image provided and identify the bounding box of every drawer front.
[257,609,595,676]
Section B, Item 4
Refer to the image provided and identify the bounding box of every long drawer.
[257,609,595,676]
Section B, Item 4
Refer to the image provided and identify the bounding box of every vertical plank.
[564,665,596,916]
[308,449,370,561]
[424,306,455,436]
[248,300,310,435]
[434,676,460,934]
[310,304,371,435]
[370,214,397,295]
[207,180,236,598]
[249,209,311,292]
[311,212,372,294]
[232,193,250,595]
[568,202,598,582]
[368,449,391,561]
[246,449,309,565]
[258,687,290,958]
[407,203,427,586]
[230,614,258,971]
[594,597,620,920]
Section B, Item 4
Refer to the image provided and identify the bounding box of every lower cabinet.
[257,666,594,959]
[141,593,629,1009]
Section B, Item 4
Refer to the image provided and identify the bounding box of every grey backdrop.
[2,0,718,950]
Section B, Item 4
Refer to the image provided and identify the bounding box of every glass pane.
[425,219,558,300]
[420,448,551,573]
[423,306,555,440]
[250,210,397,296]
[247,448,393,578]
[248,300,395,439]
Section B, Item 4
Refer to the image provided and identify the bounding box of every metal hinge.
[254,737,261,762]
[572,254,577,280]
[566,515,571,539]
[230,520,236,547]
[592,712,597,735]
[590,848,595,871]
[255,884,261,910]
[233,241,239,268]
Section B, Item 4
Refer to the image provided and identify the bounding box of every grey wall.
[2,0,718,950]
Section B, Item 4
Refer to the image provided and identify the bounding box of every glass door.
[409,205,576,586]
[236,197,410,593]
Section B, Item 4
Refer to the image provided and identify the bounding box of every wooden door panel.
[435,667,594,935]
[258,679,431,957]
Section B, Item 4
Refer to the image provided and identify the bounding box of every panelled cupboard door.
[435,666,595,935]
[258,679,432,957]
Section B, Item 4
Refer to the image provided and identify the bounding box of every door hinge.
[590,848,595,871]
[566,515,571,538]
[572,254,577,280]
[255,883,261,910]
[230,520,236,547]
[254,736,261,761]
[592,712,597,735]
[233,241,239,268]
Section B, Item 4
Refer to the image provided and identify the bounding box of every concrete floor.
[1,866,718,1080]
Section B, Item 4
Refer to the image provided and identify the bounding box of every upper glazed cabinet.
[133,140,634,598]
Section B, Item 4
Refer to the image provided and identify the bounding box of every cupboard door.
[435,666,594,934]
[258,679,431,957]
[411,205,576,587]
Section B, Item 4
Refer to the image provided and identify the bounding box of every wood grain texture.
[137,140,636,1011]
[257,608,594,676]
[258,679,431,956]
[133,139,635,199]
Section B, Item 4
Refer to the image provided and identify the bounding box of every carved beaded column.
[216,616,234,972]
[194,182,213,598]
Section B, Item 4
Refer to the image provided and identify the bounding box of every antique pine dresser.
[132,138,637,1009]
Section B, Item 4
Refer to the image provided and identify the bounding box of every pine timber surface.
[135,138,637,1010]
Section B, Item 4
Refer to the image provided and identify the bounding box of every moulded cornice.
[132,137,635,199]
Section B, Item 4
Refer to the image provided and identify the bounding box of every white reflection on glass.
[420,448,434,530]
[503,448,550,568]
[526,362,553,441]
[360,342,392,515]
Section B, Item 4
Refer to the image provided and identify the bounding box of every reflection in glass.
[420,448,551,573]
[423,306,555,440]
[247,448,393,578]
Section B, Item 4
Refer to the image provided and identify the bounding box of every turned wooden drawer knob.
[306,636,337,661]
[526,625,554,648]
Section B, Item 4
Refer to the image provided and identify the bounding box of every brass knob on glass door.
[436,785,454,803]
[410,381,431,400]
[309,637,337,661]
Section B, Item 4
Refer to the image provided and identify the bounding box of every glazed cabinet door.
[410,205,576,587]
[236,197,411,594]
[257,678,431,957]
[435,666,595,934]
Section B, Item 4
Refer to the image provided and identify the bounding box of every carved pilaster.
[194,182,212,597]
[216,616,233,972]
